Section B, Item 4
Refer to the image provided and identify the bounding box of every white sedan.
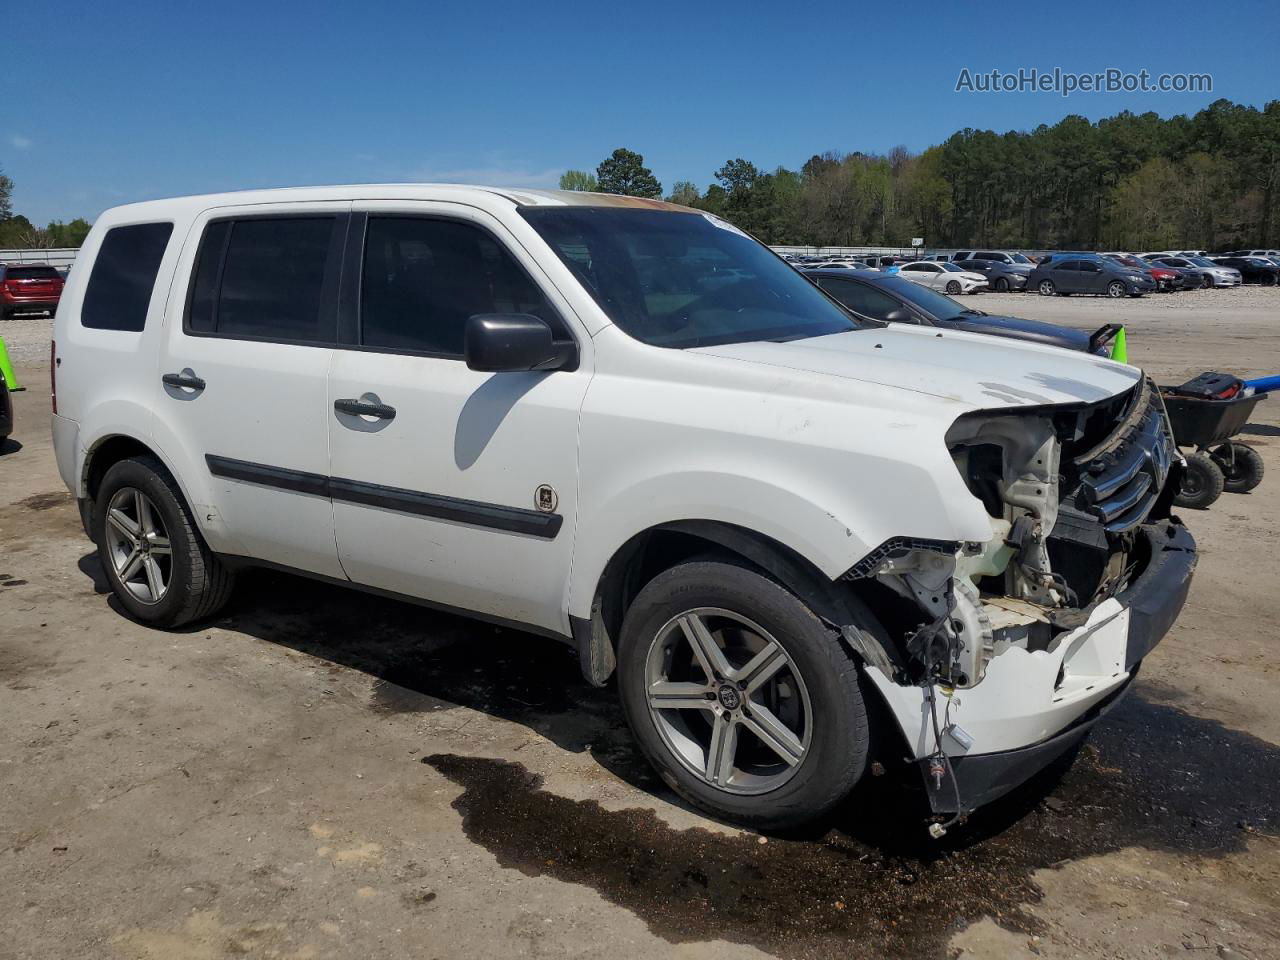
[896,260,988,294]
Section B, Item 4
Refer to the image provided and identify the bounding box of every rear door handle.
[334,398,396,420]
[162,370,206,391]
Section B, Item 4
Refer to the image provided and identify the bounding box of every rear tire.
[1173,450,1225,509]
[94,455,234,627]
[617,560,872,829]
[1213,442,1265,494]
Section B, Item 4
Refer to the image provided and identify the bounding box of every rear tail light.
[50,340,57,414]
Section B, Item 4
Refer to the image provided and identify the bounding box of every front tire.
[1107,280,1126,298]
[1201,274,1213,289]
[994,277,1010,292]
[945,280,961,294]
[1038,279,1056,296]
[617,560,871,829]
[94,455,234,627]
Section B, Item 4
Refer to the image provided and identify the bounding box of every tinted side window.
[1057,261,1081,271]
[82,223,174,331]
[187,217,337,343]
[819,279,902,321]
[360,217,563,356]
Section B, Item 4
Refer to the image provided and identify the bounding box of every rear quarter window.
[81,223,174,331]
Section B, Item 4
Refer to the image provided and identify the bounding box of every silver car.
[1146,255,1242,288]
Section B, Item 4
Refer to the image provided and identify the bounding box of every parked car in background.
[1104,254,1185,292]
[953,257,1031,292]
[1211,256,1280,285]
[806,269,1107,353]
[1029,256,1155,297]
[1,263,65,318]
[1222,249,1280,260]
[951,250,1035,267]
[801,260,875,272]
[1144,255,1242,288]
[896,260,988,294]
[852,255,898,269]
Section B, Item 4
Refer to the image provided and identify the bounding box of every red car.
[1104,254,1183,292]
[1,262,65,318]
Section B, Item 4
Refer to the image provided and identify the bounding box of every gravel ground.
[1,289,1278,960]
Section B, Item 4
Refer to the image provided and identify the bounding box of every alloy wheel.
[1108,281,1125,298]
[1039,280,1055,296]
[104,486,172,604]
[644,607,812,795]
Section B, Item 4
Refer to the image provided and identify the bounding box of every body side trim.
[204,454,562,538]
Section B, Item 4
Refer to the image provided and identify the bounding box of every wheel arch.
[570,519,869,687]
[79,433,213,545]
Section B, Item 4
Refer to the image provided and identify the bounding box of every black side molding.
[206,455,329,498]
[204,454,562,539]
[328,477,561,538]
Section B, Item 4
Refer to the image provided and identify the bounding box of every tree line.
[563,99,1280,251]
[0,170,91,248]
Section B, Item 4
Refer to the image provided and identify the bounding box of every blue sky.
[4,0,1274,225]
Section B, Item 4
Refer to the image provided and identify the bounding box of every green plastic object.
[1110,326,1128,364]
[0,336,21,391]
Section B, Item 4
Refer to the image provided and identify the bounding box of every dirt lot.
[2,288,1278,960]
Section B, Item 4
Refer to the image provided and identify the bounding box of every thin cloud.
[9,134,32,149]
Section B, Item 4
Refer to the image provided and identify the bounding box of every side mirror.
[464,314,578,373]
[883,308,917,324]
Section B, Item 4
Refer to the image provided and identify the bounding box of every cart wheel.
[1174,450,1225,509]
[1212,442,1265,493]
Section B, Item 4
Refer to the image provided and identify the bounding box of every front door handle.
[162,370,206,391]
[334,397,397,420]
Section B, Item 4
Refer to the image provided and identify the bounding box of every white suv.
[52,185,1196,831]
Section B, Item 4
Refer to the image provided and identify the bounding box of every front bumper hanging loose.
[865,517,1197,815]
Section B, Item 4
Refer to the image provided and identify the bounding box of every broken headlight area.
[847,379,1179,691]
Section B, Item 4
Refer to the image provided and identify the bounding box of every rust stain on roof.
[507,188,699,213]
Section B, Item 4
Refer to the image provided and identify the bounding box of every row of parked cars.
[781,247,1280,298]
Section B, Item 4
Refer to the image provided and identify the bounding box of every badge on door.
[535,484,558,513]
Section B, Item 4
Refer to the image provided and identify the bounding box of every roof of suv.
[95,184,699,222]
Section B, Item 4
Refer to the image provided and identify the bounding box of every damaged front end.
[845,380,1197,823]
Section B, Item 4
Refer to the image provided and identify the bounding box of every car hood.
[692,326,1140,409]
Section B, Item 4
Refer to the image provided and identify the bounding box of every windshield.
[1010,253,1032,264]
[520,207,863,348]
[1189,257,1216,267]
[876,274,973,320]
